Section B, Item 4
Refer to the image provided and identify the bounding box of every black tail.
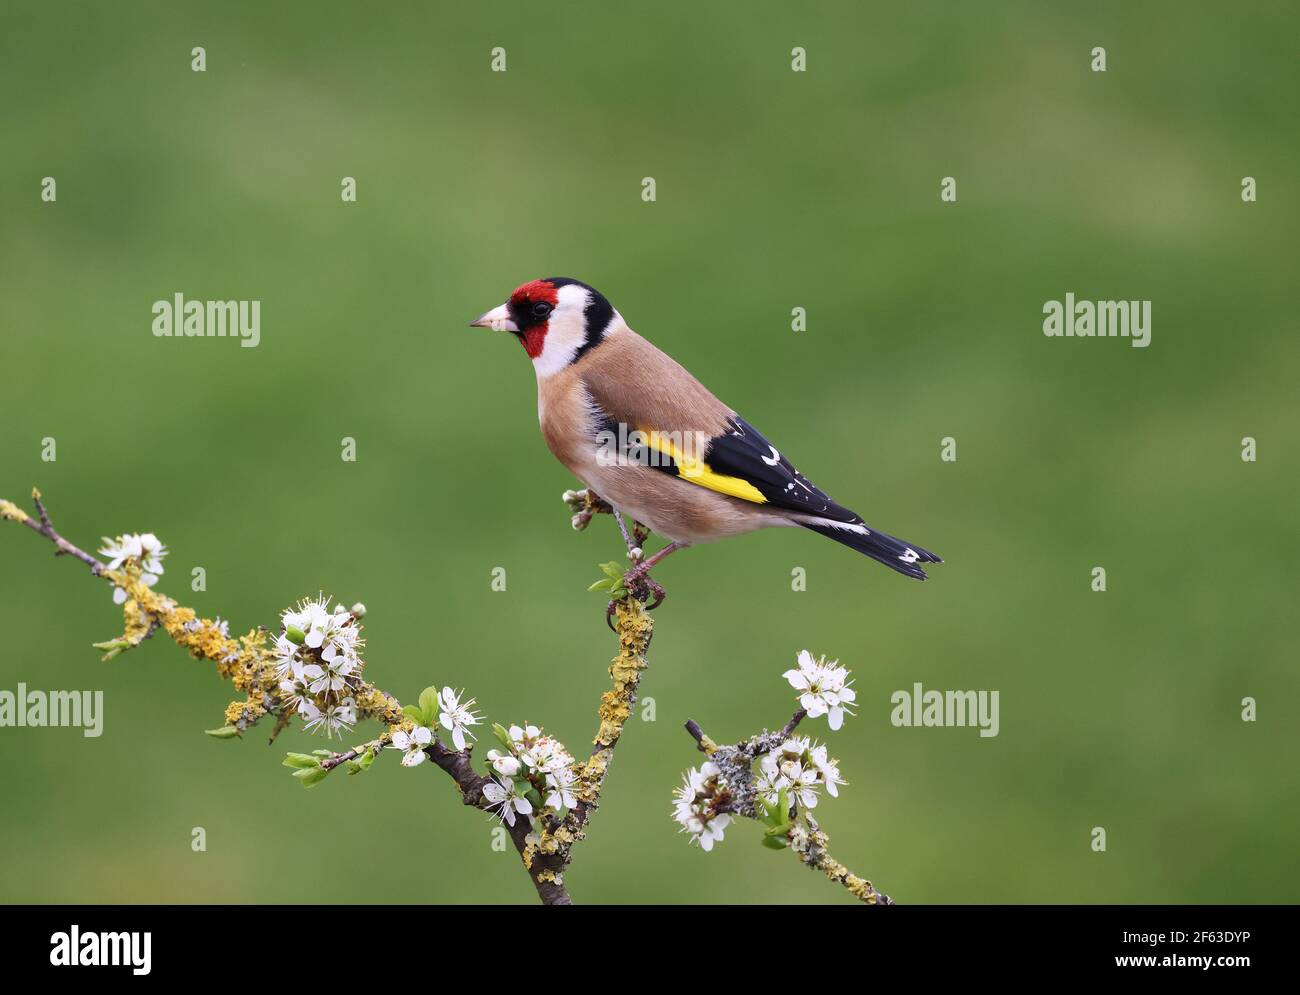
[802,520,943,580]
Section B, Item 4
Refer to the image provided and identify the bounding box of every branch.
[501,597,653,903]
[3,487,653,907]
[423,739,572,904]
[2,490,105,575]
[681,710,893,906]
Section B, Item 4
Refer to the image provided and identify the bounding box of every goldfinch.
[471,277,942,593]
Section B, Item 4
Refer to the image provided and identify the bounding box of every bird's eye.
[531,301,552,318]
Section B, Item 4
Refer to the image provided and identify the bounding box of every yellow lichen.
[0,499,29,523]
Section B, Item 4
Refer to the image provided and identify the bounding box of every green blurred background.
[1,1,1296,904]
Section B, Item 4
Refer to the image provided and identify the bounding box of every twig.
[681,712,892,906]
[2,490,104,575]
[796,815,894,905]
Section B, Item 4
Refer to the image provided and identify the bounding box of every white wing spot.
[899,548,919,564]
[762,445,781,466]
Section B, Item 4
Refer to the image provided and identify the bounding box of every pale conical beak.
[469,303,518,333]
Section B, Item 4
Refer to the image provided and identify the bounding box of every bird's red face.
[470,277,616,374]
[505,279,561,359]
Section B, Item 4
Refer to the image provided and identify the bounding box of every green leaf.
[357,748,376,770]
[761,835,790,850]
[282,753,319,769]
[492,723,514,749]
[311,749,333,757]
[587,577,615,593]
[284,625,306,645]
[293,766,330,788]
[600,561,625,579]
[418,686,440,726]
[401,704,424,724]
[764,822,792,838]
[204,726,240,739]
[345,761,362,774]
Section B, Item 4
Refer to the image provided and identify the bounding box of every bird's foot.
[604,568,666,630]
[622,561,667,610]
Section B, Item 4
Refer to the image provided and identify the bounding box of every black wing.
[701,415,862,522]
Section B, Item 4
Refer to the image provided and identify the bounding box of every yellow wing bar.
[642,429,767,504]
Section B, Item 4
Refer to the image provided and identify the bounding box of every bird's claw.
[604,568,666,629]
[623,564,666,611]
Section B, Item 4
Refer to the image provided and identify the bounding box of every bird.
[470,277,942,600]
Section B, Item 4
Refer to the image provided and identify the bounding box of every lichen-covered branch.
[516,597,652,901]
[2,488,654,907]
[677,652,893,905]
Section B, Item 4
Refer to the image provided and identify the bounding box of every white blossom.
[489,724,576,819]
[671,761,732,852]
[761,753,821,808]
[508,723,540,744]
[544,767,578,811]
[390,726,433,767]
[302,697,356,739]
[806,740,847,798]
[508,724,575,774]
[482,775,534,827]
[278,661,316,715]
[272,634,300,679]
[99,532,168,603]
[784,650,856,730]
[486,748,521,777]
[437,687,481,751]
[307,651,357,695]
[273,594,365,698]
[281,595,362,666]
[756,736,846,809]
[136,533,167,576]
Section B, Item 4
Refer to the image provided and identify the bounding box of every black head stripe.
[544,277,615,363]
